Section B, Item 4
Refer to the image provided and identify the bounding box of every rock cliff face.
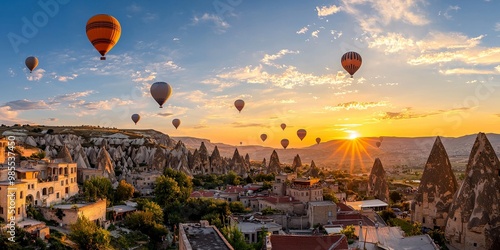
[267,150,281,174]
[96,146,116,183]
[56,144,73,163]
[413,136,457,229]
[230,148,249,176]
[306,160,320,178]
[292,154,302,172]
[445,133,500,250]
[368,158,389,203]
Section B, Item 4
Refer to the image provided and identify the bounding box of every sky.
[1,0,500,148]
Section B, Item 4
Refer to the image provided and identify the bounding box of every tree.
[379,209,397,223]
[323,188,340,203]
[69,216,111,250]
[136,199,164,223]
[155,175,181,207]
[115,180,134,202]
[124,211,168,243]
[390,191,402,203]
[230,201,249,214]
[340,225,356,239]
[221,226,253,250]
[163,168,193,202]
[82,176,114,203]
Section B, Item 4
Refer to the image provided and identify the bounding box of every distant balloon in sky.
[234,99,245,113]
[379,136,384,142]
[297,129,307,141]
[150,82,172,108]
[172,118,181,129]
[280,123,286,131]
[240,141,243,145]
[316,137,321,144]
[260,134,267,142]
[86,14,121,60]
[25,56,38,73]
[341,51,362,78]
[281,139,289,149]
[131,114,140,125]
[376,142,381,148]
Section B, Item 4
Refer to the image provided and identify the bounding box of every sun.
[348,131,360,140]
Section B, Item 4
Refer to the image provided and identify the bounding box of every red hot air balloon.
[131,114,140,125]
[341,51,362,78]
[260,134,267,142]
[25,56,39,73]
[150,82,173,108]
[316,137,321,144]
[376,142,381,148]
[280,123,286,131]
[86,14,121,60]
[172,118,181,129]
[297,129,307,141]
[234,99,245,113]
[281,139,289,149]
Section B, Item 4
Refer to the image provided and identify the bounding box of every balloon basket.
[100,57,106,60]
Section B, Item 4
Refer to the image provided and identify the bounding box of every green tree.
[163,168,193,202]
[136,199,164,223]
[379,209,397,223]
[69,216,112,250]
[124,211,168,243]
[115,179,135,202]
[82,176,114,203]
[221,226,253,250]
[225,171,240,185]
[155,175,181,207]
[340,225,356,239]
[323,188,340,203]
[229,201,249,214]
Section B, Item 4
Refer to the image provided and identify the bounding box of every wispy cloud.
[316,5,341,17]
[46,118,59,122]
[8,68,15,77]
[311,30,320,38]
[193,13,230,33]
[56,74,78,82]
[495,22,500,31]
[231,122,267,128]
[2,100,51,111]
[376,107,472,120]
[26,69,45,81]
[439,5,460,20]
[52,90,95,102]
[439,68,499,75]
[324,101,388,111]
[296,26,308,34]
[143,12,158,22]
[77,98,134,111]
[261,49,299,68]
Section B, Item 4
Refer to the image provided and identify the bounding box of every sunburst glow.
[348,131,360,140]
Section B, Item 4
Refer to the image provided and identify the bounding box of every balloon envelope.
[341,51,362,78]
[234,99,245,112]
[172,118,181,129]
[131,114,140,125]
[316,137,321,144]
[25,56,38,73]
[297,129,307,141]
[376,142,381,148]
[86,14,121,60]
[280,123,286,131]
[281,139,289,149]
[150,82,173,108]
[260,134,267,142]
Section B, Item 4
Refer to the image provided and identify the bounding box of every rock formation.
[267,150,281,174]
[307,160,320,178]
[412,136,457,229]
[292,154,302,172]
[56,144,73,163]
[368,158,389,203]
[96,146,116,183]
[445,133,500,250]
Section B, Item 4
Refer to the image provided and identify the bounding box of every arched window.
[42,188,47,195]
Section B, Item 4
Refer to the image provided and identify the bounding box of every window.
[0,207,3,214]
[42,188,47,195]
[65,187,69,194]
[66,179,68,185]
[423,217,426,223]
[20,191,23,199]
[18,207,20,215]
[56,193,60,198]
[474,243,477,247]
[61,181,64,186]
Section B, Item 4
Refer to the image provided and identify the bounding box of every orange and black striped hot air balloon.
[341,51,362,78]
[86,14,121,60]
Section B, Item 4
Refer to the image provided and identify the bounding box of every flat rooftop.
[237,221,282,233]
[181,224,233,250]
[347,199,388,209]
[309,200,336,206]
[107,205,136,213]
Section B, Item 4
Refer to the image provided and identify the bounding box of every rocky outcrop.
[292,154,302,172]
[267,150,281,174]
[306,160,320,178]
[445,133,500,250]
[56,144,73,163]
[209,146,225,174]
[151,146,167,171]
[413,136,457,229]
[230,148,248,176]
[368,158,389,203]
[96,146,116,183]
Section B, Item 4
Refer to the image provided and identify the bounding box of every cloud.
[439,68,499,75]
[296,26,309,34]
[126,3,142,12]
[439,5,460,20]
[330,30,342,39]
[369,32,416,53]
[173,37,180,41]
[261,49,299,68]
[495,22,500,31]
[52,90,95,101]
[0,106,19,120]
[2,100,51,111]
[276,99,296,104]
[156,112,173,117]
[26,68,45,81]
[311,30,320,38]
[231,122,267,128]
[324,101,389,111]
[79,98,134,110]
[193,13,230,33]
[143,13,158,22]
[316,5,341,17]
[46,118,58,122]
[8,68,15,77]
[377,107,472,120]
[176,90,207,103]
[56,74,78,82]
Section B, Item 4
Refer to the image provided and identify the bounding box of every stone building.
[445,133,500,250]
[287,178,323,203]
[412,136,457,230]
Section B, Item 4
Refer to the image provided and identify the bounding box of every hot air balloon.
[316,137,321,144]
[376,142,381,148]
[25,56,38,73]
[379,136,384,142]
[240,142,243,145]
[281,139,289,149]
[150,82,173,108]
[280,123,286,131]
[131,114,140,125]
[341,51,362,78]
[260,134,267,142]
[297,129,307,141]
[172,118,181,129]
[86,14,121,60]
[234,99,245,113]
